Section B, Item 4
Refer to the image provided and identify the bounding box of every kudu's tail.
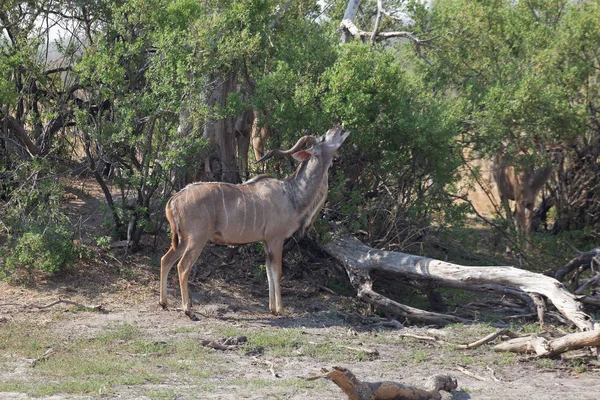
[165,198,180,250]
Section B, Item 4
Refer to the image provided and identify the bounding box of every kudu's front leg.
[264,240,284,315]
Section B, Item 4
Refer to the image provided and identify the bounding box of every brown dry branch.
[31,298,103,312]
[397,333,440,343]
[486,366,502,382]
[493,329,600,357]
[308,366,457,400]
[455,366,486,381]
[502,312,538,321]
[456,328,518,350]
[252,357,282,378]
[31,348,55,367]
[581,295,600,307]
[555,247,600,283]
[338,346,379,358]
[529,293,547,328]
[357,282,469,326]
[199,336,247,351]
[575,274,600,296]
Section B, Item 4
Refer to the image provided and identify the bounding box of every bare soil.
[1,177,599,399]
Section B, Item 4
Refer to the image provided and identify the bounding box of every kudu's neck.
[286,155,333,213]
[529,165,553,192]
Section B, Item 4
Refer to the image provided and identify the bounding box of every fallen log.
[322,232,595,331]
[493,328,600,357]
[308,366,457,400]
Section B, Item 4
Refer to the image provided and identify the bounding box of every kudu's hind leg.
[176,238,206,320]
[499,195,516,253]
[160,245,185,309]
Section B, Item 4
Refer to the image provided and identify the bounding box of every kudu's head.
[494,140,563,238]
[257,126,350,165]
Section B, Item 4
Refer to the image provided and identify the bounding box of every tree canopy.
[1,0,600,278]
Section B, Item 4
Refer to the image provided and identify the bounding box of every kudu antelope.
[160,126,350,319]
[492,145,561,238]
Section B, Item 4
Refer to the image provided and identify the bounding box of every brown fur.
[492,146,561,237]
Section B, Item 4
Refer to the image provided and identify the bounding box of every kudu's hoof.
[159,302,168,310]
[269,310,284,317]
[186,311,199,321]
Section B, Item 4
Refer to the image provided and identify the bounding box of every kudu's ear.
[292,149,313,162]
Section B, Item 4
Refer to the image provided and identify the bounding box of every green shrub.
[0,158,82,282]
[2,224,76,281]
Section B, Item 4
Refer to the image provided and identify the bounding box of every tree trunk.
[322,232,596,331]
[340,0,362,44]
[203,75,241,184]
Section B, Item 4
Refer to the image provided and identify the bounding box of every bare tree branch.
[1,116,41,156]
[339,18,434,65]
[370,0,383,47]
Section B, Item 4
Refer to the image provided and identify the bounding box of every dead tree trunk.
[322,232,595,331]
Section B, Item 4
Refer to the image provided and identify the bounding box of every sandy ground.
[1,177,599,399]
[1,277,600,400]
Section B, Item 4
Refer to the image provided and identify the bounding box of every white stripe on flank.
[260,200,267,235]
[211,188,217,216]
[240,188,246,236]
[252,196,257,232]
[218,183,228,229]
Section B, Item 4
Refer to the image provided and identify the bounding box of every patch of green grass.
[229,376,323,390]
[172,326,196,334]
[569,358,588,374]
[210,327,377,362]
[536,358,557,369]
[456,355,476,365]
[0,321,224,397]
[251,264,266,283]
[212,325,245,338]
[519,323,542,334]
[0,322,58,358]
[326,278,355,296]
[144,389,178,400]
[300,341,373,362]
[95,322,142,342]
[411,350,429,364]
[496,353,518,365]
[244,328,304,357]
